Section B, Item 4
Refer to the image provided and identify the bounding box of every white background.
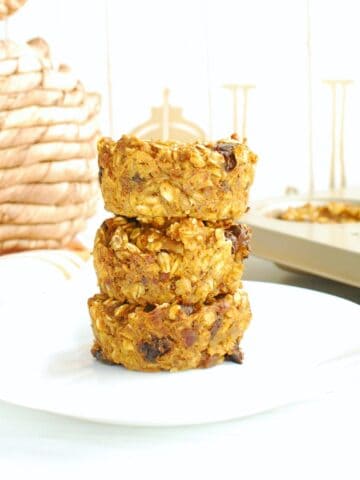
[2,0,360,198]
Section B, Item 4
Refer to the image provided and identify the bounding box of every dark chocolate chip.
[214,143,237,172]
[138,336,172,362]
[224,224,250,255]
[131,172,143,183]
[91,345,115,365]
[101,219,110,234]
[143,304,156,313]
[225,346,244,364]
[98,166,103,183]
[214,293,227,301]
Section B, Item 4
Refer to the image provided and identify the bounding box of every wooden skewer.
[339,83,346,189]
[162,88,170,141]
[241,85,255,142]
[324,79,353,191]
[306,0,314,197]
[5,18,8,39]
[1,18,9,40]
[223,83,255,141]
[105,0,114,137]
[223,84,239,135]
[204,13,213,141]
[338,80,353,189]
[330,82,337,191]
[324,80,337,191]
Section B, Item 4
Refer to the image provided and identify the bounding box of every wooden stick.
[324,79,352,191]
[0,18,9,40]
[324,81,337,191]
[338,80,352,189]
[204,10,213,141]
[241,85,255,142]
[306,0,314,197]
[162,88,170,141]
[223,84,255,140]
[105,0,114,137]
[223,84,239,135]
[4,18,8,39]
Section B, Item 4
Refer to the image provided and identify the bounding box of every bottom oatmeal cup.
[88,289,251,372]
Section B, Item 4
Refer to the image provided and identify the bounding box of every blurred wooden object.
[0,38,101,255]
[223,83,255,142]
[0,0,26,20]
[130,88,205,142]
[324,79,353,191]
[244,189,360,288]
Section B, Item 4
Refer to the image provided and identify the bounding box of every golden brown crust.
[88,289,251,372]
[98,135,257,221]
[279,202,360,223]
[93,216,250,305]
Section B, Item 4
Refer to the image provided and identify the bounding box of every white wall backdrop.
[2,0,360,200]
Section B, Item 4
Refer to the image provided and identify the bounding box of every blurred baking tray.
[243,189,360,288]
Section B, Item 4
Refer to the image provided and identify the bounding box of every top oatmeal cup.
[98,134,257,221]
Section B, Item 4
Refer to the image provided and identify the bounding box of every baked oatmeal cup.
[98,135,257,221]
[93,216,251,305]
[89,288,251,372]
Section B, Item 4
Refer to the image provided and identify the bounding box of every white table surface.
[0,256,359,480]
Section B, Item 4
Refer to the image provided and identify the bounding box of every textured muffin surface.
[93,216,251,305]
[98,135,257,221]
[89,289,251,372]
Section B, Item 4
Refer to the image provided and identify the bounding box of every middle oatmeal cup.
[93,216,251,305]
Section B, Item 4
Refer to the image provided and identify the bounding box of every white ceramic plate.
[0,266,359,426]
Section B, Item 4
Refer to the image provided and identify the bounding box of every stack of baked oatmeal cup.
[88,134,257,372]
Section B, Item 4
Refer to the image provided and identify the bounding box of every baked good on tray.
[93,215,251,305]
[279,201,360,223]
[89,288,251,372]
[98,134,257,221]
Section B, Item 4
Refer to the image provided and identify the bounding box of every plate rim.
[0,280,359,427]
